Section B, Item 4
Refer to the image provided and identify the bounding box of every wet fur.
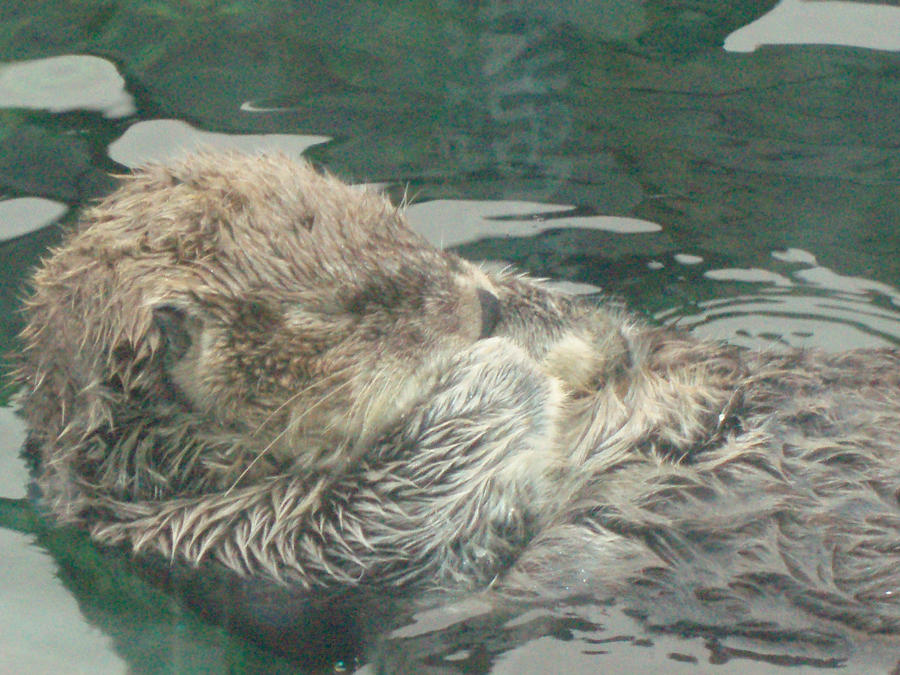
[14,153,900,637]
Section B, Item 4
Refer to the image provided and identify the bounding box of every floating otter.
[13,152,900,637]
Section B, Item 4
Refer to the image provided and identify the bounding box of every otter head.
[17,153,509,507]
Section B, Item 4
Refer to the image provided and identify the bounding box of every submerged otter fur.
[14,153,900,636]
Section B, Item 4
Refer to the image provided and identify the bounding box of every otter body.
[14,153,900,636]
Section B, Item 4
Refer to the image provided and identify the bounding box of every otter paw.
[541,329,630,395]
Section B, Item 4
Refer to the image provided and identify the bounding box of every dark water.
[1,1,899,672]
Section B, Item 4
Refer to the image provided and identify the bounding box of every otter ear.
[152,304,199,364]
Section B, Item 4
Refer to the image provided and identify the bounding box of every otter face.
[20,153,517,476]
[150,245,507,467]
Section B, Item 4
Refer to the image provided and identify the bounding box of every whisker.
[225,376,357,494]
[251,363,357,436]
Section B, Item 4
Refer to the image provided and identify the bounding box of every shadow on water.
[1,0,900,672]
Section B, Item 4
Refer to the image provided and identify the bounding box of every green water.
[1,1,899,672]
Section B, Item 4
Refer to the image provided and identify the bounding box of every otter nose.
[477,288,501,339]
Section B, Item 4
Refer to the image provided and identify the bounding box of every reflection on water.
[0,54,135,118]
[107,119,330,168]
[725,0,900,53]
[370,601,880,674]
[1,0,899,672]
[0,197,67,243]
[0,529,126,673]
[661,289,900,352]
[0,411,126,671]
[656,248,900,351]
[407,199,661,249]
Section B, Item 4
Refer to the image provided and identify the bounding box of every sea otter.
[13,152,900,638]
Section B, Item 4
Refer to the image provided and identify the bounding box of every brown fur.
[13,152,900,636]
